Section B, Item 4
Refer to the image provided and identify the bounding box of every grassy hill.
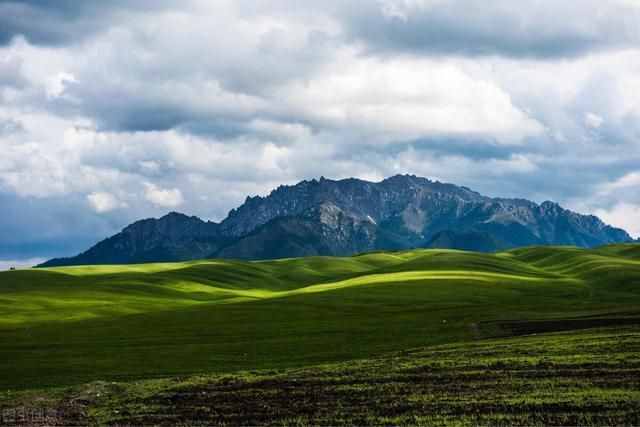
[1,244,639,395]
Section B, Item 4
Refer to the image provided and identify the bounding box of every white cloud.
[45,71,77,99]
[0,111,139,197]
[87,191,123,213]
[584,112,604,129]
[143,182,184,208]
[280,55,543,143]
[596,203,640,238]
[379,0,455,21]
[139,160,161,174]
[598,171,640,194]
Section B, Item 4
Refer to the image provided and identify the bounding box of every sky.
[1,0,639,266]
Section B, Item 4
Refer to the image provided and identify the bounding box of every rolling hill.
[40,175,632,266]
[2,244,640,424]
[2,244,640,391]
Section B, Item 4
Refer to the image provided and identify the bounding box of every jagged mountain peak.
[221,175,489,238]
[40,175,634,266]
[381,173,431,186]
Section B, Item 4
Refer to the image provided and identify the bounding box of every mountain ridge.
[40,174,633,266]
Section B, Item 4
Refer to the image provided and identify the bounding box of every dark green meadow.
[1,244,640,424]
[2,327,640,425]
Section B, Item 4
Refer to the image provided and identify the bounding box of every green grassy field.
[1,244,639,424]
[3,326,638,425]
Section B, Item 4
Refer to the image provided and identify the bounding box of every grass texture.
[0,243,639,424]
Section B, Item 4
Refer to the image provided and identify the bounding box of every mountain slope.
[424,230,502,252]
[42,212,229,267]
[40,175,633,266]
[216,202,378,259]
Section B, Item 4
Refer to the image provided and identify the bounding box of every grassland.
[3,326,638,425]
[1,244,639,424]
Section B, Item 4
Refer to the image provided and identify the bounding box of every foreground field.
[0,244,639,420]
[2,326,639,425]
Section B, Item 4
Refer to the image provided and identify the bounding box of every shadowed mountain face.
[41,175,633,266]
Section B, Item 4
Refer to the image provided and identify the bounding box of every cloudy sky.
[1,0,639,265]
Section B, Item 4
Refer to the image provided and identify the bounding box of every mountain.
[40,175,633,266]
[424,230,502,252]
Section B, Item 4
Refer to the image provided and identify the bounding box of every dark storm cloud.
[94,105,195,134]
[179,119,258,140]
[69,87,263,136]
[4,0,638,57]
[0,0,177,45]
[0,192,124,258]
[406,137,535,160]
[344,0,640,59]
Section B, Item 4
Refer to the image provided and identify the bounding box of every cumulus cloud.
[45,71,76,99]
[143,182,184,208]
[0,53,26,88]
[280,55,542,143]
[1,1,639,259]
[87,191,124,213]
[585,113,604,129]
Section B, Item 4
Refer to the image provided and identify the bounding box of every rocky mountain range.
[40,175,633,266]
